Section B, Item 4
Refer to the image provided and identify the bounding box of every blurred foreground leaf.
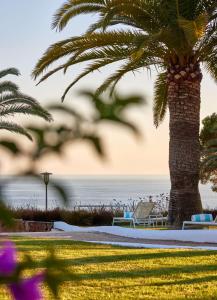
[0,141,23,155]
[0,200,14,227]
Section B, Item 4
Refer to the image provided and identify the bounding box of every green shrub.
[8,207,122,226]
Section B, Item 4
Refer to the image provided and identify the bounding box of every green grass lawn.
[1,238,217,299]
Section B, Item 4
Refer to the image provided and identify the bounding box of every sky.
[1,1,217,176]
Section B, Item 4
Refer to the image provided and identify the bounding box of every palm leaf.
[47,104,84,120]
[63,58,129,101]
[204,54,217,82]
[37,46,130,85]
[153,72,168,127]
[33,30,148,79]
[178,13,208,47]
[0,95,53,122]
[0,81,19,94]
[96,56,158,95]
[52,3,104,31]
[0,105,52,121]
[32,37,79,79]
[0,68,20,79]
[0,122,32,140]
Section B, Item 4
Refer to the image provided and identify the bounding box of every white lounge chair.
[112,201,164,227]
[148,215,168,227]
[133,201,167,226]
[112,211,136,227]
[182,214,217,230]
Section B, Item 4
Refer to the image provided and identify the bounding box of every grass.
[1,238,217,299]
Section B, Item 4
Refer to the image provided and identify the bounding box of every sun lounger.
[148,215,168,226]
[112,201,165,227]
[182,214,217,230]
[112,211,135,227]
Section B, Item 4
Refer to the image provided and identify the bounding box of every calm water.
[1,175,217,209]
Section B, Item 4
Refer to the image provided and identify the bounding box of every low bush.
[9,207,122,226]
[9,206,216,227]
[6,194,170,226]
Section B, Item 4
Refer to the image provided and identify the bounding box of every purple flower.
[0,241,16,275]
[9,273,44,300]
[0,241,45,299]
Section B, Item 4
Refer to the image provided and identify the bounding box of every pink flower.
[0,241,16,275]
[0,241,45,299]
[9,273,44,300]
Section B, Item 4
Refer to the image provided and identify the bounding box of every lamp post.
[40,172,52,211]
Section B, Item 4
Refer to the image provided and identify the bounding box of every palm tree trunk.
[168,79,203,226]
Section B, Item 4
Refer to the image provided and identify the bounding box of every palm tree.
[0,68,52,140]
[33,0,217,225]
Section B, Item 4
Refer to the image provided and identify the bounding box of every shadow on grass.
[151,274,217,286]
[63,250,217,266]
[51,263,217,287]
[75,263,217,281]
[13,238,217,259]
[10,238,217,287]
[14,239,110,251]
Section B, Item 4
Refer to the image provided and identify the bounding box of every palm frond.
[96,59,144,95]
[33,30,147,79]
[153,72,168,127]
[0,95,53,122]
[178,13,208,48]
[99,0,162,32]
[61,56,126,101]
[0,104,52,122]
[62,50,132,101]
[0,105,33,117]
[0,67,52,139]
[52,3,104,31]
[204,53,217,82]
[196,35,217,60]
[32,36,79,79]
[0,68,20,79]
[96,54,162,96]
[77,89,143,136]
[0,121,32,141]
[0,81,19,95]
[54,42,151,99]
[47,104,84,120]
[86,17,144,34]
[37,46,131,85]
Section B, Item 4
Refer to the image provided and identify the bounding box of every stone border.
[0,220,53,232]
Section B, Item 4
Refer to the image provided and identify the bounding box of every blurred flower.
[0,241,16,275]
[9,273,44,300]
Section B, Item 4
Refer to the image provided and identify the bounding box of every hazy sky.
[1,1,217,175]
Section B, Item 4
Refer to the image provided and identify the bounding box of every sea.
[1,175,217,210]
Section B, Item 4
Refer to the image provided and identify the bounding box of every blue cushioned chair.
[182,214,217,230]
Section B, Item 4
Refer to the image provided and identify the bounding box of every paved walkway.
[1,231,217,249]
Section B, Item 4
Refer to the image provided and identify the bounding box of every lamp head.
[40,172,52,185]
